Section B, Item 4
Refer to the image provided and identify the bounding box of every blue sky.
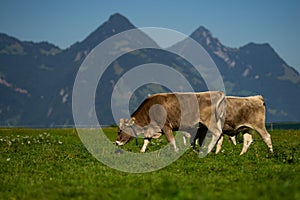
[1,0,300,71]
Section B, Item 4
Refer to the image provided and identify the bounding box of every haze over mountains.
[0,13,299,126]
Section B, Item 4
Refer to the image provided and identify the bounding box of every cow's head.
[116,117,136,146]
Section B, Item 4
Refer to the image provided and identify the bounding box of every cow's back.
[224,95,266,131]
[131,91,225,130]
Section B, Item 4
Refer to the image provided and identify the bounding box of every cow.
[116,91,226,153]
[193,95,273,155]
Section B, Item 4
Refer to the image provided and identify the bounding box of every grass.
[0,128,299,200]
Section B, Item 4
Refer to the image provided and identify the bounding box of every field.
[0,128,299,200]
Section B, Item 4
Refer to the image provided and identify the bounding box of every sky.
[0,0,300,72]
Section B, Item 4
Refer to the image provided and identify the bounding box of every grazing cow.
[193,95,273,155]
[116,91,225,153]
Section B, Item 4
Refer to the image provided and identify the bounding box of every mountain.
[189,26,300,121]
[0,13,299,126]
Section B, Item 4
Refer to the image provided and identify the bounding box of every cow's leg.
[192,126,207,148]
[191,129,199,149]
[206,120,223,154]
[230,136,237,145]
[204,128,222,154]
[197,126,208,147]
[182,131,191,146]
[207,133,220,154]
[140,138,150,153]
[162,127,178,152]
[191,137,197,149]
[240,133,253,155]
[182,135,187,146]
[215,134,224,154]
[255,127,273,153]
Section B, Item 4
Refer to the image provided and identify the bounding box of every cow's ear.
[119,118,124,127]
[127,117,135,126]
[131,117,136,123]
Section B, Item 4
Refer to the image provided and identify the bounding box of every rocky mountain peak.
[191,26,213,43]
[108,13,134,27]
[195,26,212,37]
[65,13,136,57]
[190,26,228,53]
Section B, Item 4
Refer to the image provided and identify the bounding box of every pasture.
[0,128,299,200]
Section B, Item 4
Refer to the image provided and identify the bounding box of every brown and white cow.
[194,95,273,155]
[116,91,226,153]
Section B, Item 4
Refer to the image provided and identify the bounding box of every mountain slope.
[0,33,63,126]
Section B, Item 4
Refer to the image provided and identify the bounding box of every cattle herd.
[116,91,273,155]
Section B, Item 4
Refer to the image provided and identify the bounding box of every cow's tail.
[215,92,226,128]
[209,91,226,131]
[257,95,267,123]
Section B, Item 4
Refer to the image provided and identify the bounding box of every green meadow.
[0,128,299,200]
